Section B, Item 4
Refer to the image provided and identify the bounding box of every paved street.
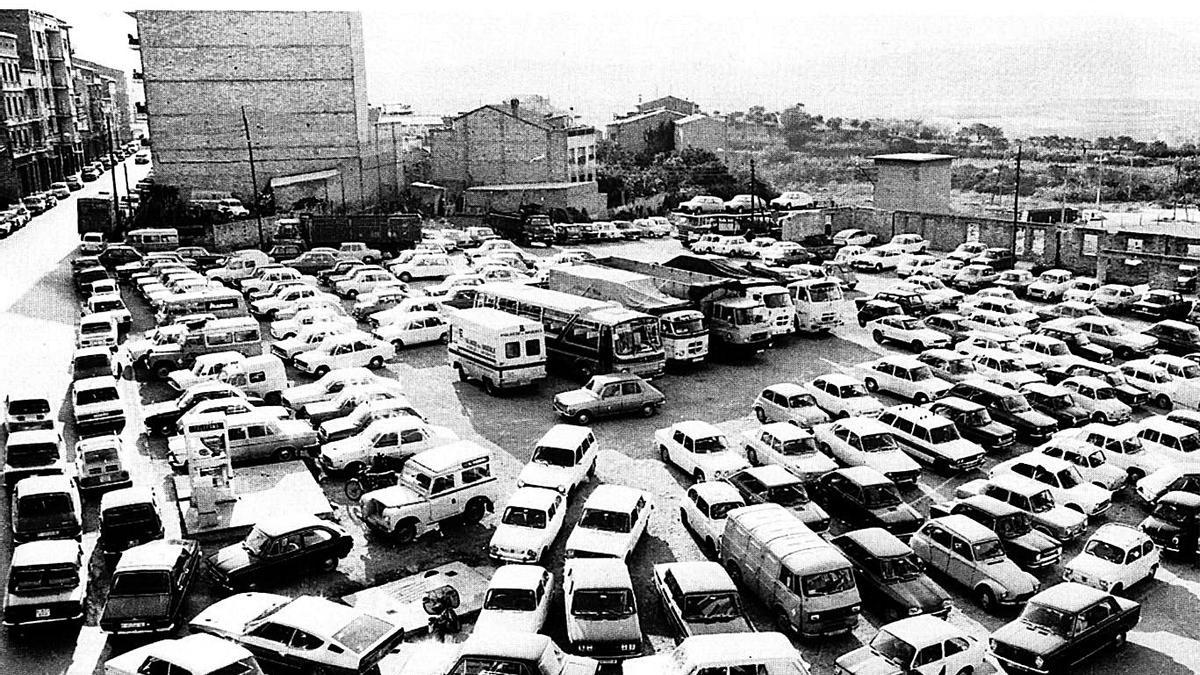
[1,198,1199,674]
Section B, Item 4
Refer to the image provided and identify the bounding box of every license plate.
[123,621,148,629]
[100,474,119,483]
[34,608,50,618]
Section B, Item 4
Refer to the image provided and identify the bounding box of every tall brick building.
[870,153,954,213]
[605,108,685,155]
[135,10,385,210]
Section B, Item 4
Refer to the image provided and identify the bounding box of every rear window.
[8,399,50,415]
[332,614,395,653]
[110,571,170,596]
[75,354,110,371]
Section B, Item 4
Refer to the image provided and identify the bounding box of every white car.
[336,242,382,262]
[251,286,337,318]
[1058,376,1133,424]
[334,269,399,299]
[853,245,907,271]
[1015,334,1075,370]
[867,315,952,352]
[928,258,966,281]
[962,295,1040,327]
[271,322,355,362]
[651,561,752,637]
[836,615,987,675]
[990,454,1113,518]
[104,634,262,675]
[724,194,768,213]
[1026,269,1075,301]
[490,487,568,564]
[366,298,442,329]
[1120,359,1200,410]
[948,241,989,262]
[388,253,458,282]
[833,244,868,264]
[1135,464,1200,504]
[189,593,404,674]
[759,241,809,266]
[1150,353,1200,382]
[741,422,838,482]
[854,355,953,403]
[318,416,457,474]
[475,263,534,284]
[968,349,1045,388]
[708,235,747,256]
[1062,523,1159,594]
[654,420,750,482]
[889,233,930,254]
[292,332,394,377]
[468,239,525,260]
[901,275,963,309]
[956,331,1043,372]
[769,191,815,209]
[1090,284,1139,313]
[474,564,555,634]
[752,383,830,427]
[1071,316,1158,360]
[517,425,599,496]
[1135,415,1200,463]
[803,373,885,418]
[1032,437,1127,491]
[812,417,922,485]
[833,228,876,247]
[372,310,449,348]
[960,310,1031,338]
[678,195,725,214]
[679,482,746,555]
[268,295,343,321]
[732,236,777,258]
[564,484,652,560]
[1062,277,1102,303]
[896,255,938,278]
[279,367,398,409]
[1056,422,1166,483]
[241,268,316,298]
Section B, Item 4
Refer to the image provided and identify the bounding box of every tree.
[637,120,675,164]
[826,117,843,131]
[746,105,768,124]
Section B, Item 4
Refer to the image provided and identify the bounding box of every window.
[249,622,295,644]
[927,526,951,548]
[301,528,334,547]
[289,629,322,650]
[621,382,641,396]
[914,643,943,667]
[247,425,268,439]
[207,331,233,346]
[462,464,490,483]
[250,370,267,383]
[525,339,541,356]
[431,476,455,493]
[228,426,248,442]
[950,537,972,560]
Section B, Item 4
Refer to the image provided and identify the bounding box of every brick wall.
[429,106,568,191]
[674,116,727,154]
[873,160,952,212]
[605,110,681,155]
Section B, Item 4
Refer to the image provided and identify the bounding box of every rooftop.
[11,540,79,568]
[673,632,800,666]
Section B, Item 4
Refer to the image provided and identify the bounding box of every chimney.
[510,98,519,116]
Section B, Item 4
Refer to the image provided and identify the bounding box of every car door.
[946,534,977,587]
[397,428,429,459]
[618,381,643,415]
[911,641,945,675]
[245,423,272,461]
[597,382,623,416]
[244,622,299,670]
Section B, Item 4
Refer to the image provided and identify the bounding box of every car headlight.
[1172,535,1182,546]
[620,642,639,653]
[808,613,820,622]
[989,638,998,651]
[1034,656,1045,668]
[575,643,593,653]
[516,480,526,488]
[488,544,498,554]
[907,606,922,616]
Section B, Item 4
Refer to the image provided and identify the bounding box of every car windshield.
[77,387,118,405]
[83,446,119,464]
[104,503,158,526]
[1029,490,1055,513]
[929,425,961,444]
[1085,450,1107,467]
[802,568,855,597]
[1021,603,1074,635]
[780,438,817,456]
[766,483,810,506]
[571,589,635,618]
[963,409,992,426]
[332,615,395,654]
[81,322,110,335]
[692,435,727,453]
[973,538,1006,560]
[483,588,537,612]
[805,283,842,303]
[1153,501,1191,525]
[91,300,123,313]
[682,592,742,621]
[878,554,922,581]
[110,571,169,596]
[666,317,705,336]
[1000,395,1033,413]
[909,365,934,381]
[1046,343,1069,355]
[613,319,661,356]
[787,394,817,408]
[502,506,547,529]
[1182,364,1200,379]
[9,399,50,415]
[733,307,764,325]
[863,484,902,508]
[9,564,78,593]
[242,526,271,555]
[1084,539,1125,563]
[859,433,898,452]
[996,513,1032,537]
[530,445,575,468]
[710,501,743,519]
[948,360,977,375]
[579,508,630,533]
[870,630,916,667]
[840,384,869,398]
[762,292,790,308]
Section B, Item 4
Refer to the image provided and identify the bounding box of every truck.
[274,214,422,257]
[483,209,557,246]
[662,254,798,338]
[77,195,119,239]
[592,256,772,353]
[546,264,710,365]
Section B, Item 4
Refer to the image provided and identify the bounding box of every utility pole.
[1011,144,1022,254]
[749,156,757,238]
[106,117,121,230]
[241,106,265,249]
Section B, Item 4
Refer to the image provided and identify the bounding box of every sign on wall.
[1127,238,1144,252]
[1188,244,1200,258]
[1014,227,1026,255]
[1032,230,1045,255]
[966,222,980,242]
[1082,233,1099,256]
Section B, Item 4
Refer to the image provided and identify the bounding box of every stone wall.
[429,106,570,193]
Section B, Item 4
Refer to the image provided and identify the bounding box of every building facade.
[605,108,685,155]
[135,10,381,210]
[870,153,955,213]
[674,113,728,155]
[637,95,699,116]
[78,58,132,146]
[0,9,82,202]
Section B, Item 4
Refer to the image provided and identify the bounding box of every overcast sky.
[47,1,1200,139]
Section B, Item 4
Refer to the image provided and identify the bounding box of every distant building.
[135,10,391,211]
[674,113,728,155]
[870,153,955,213]
[605,108,685,155]
[637,95,700,116]
[727,119,781,150]
[75,58,132,146]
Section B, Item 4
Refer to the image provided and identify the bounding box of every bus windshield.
[664,316,705,337]
[613,319,661,356]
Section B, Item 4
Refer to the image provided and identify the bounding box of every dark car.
[922,313,972,343]
[267,242,306,261]
[175,246,226,271]
[857,289,934,318]
[813,467,924,540]
[1139,490,1200,557]
[1019,382,1090,429]
[925,396,1016,452]
[970,247,1015,271]
[1043,361,1149,408]
[205,515,353,592]
[1035,322,1114,363]
[98,486,165,557]
[830,528,952,621]
[929,495,1061,570]
[949,379,1058,443]
[797,233,838,262]
[81,167,100,182]
[1131,289,1193,321]
[99,539,201,635]
[723,465,831,533]
[318,259,365,285]
[142,386,265,436]
[283,250,341,275]
[855,299,903,328]
[1143,320,1200,356]
[97,245,143,269]
[72,346,117,381]
[72,255,102,274]
[990,583,1140,674]
[1179,265,1198,293]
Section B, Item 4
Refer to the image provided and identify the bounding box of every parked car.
[2,540,86,628]
[293,332,394,377]
[948,241,989,262]
[925,396,1017,452]
[812,467,924,540]
[651,561,752,637]
[1019,382,1091,429]
[103,634,262,675]
[474,564,556,634]
[655,420,750,482]
[1057,376,1133,424]
[205,515,353,592]
[928,494,1062,570]
[770,191,815,210]
[677,195,726,214]
[1135,464,1200,505]
[856,299,904,328]
[679,481,746,556]
[854,355,953,403]
[553,373,664,425]
[922,313,973,343]
[752,382,829,427]
[812,417,921,485]
[836,615,987,675]
[803,373,886,419]
[1139,490,1200,557]
[957,473,1088,543]
[563,484,652,560]
[908,515,1038,612]
[489,487,568,564]
[996,269,1036,296]
[1144,319,1200,356]
[98,486,164,557]
[724,194,769,213]
[1131,289,1193,321]
[970,247,1015,271]
[1026,269,1076,301]
[100,539,201,635]
[989,453,1114,519]
[1063,523,1159,594]
[990,583,1140,674]
[833,228,877,247]
[853,245,907,272]
[724,465,830,532]
[830,528,952,620]
[11,474,80,542]
[951,264,999,292]
[868,315,951,352]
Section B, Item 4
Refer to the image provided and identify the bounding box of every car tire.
[1114,631,1128,649]
[574,410,592,426]
[461,497,490,525]
[754,407,767,423]
[693,469,705,482]
[455,363,468,382]
[1111,583,1124,596]
[319,557,338,572]
[773,606,793,636]
[273,446,296,462]
[641,403,657,418]
[391,339,404,351]
[819,442,833,455]
[911,340,924,352]
[725,561,743,585]
[747,448,759,465]
[872,330,885,344]
[368,356,384,369]
[483,378,499,396]
[913,393,930,404]
[399,272,412,283]
[976,586,997,612]
[152,362,174,380]
[1116,346,1133,360]
[875,263,884,272]
[1128,468,1146,483]
[314,366,331,378]
[1156,394,1173,410]
[393,520,418,543]
[864,378,878,392]
[659,445,670,464]
[344,461,365,476]
[1093,411,1108,423]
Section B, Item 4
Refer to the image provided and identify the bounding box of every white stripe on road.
[66,533,104,675]
[1130,631,1200,671]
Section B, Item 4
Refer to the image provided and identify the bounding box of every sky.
[43,0,1200,142]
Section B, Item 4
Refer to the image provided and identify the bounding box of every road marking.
[1130,630,1200,671]
[1156,567,1200,603]
[66,533,104,675]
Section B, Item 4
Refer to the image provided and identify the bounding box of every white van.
[563,559,642,662]
[125,228,180,253]
[155,288,247,326]
[448,307,546,394]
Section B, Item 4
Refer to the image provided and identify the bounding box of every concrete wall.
[873,159,952,212]
[429,106,569,193]
[605,109,682,155]
[461,182,606,218]
[1062,227,1200,287]
[137,11,375,208]
[674,116,728,154]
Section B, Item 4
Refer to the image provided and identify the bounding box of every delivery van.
[447,307,547,394]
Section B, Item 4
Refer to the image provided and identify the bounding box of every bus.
[474,282,666,379]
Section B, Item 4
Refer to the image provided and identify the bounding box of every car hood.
[1119,333,1157,349]
[473,608,542,634]
[274,337,306,353]
[518,462,572,492]
[696,451,751,475]
[1041,506,1087,530]
[789,453,839,475]
[554,389,598,408]
[871,450,923,474]
[208,543,254,575]
[566,613,639,645]
[302,400,341,418]
[491,524,551,552]
[913,328,952,344]
[365,484,426,509]
[836,647,904,675]
[321,437,367,461]
[190,592,290,637]
[141,400,180,420]
[890,576,950,610]
[992,620,1068,656]
[1065,553,1119,581]
[1066,483,1111,509]
[566,527,627,558]
[873,504,923,528]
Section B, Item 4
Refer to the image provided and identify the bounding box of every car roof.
[410,441,490,474]
[1090,523,1148,549]
[1021,382,1066,396]
[885,615,964,644]
[457,631,557,662]
[11,539,79,567]
[673,420,723,438]
[584,484,647,510]
[1160,491,1200,508]
[1141,415,1196,436]
[1031,582,1111,613]
[566,558,633,588]
[833,417,892,435]
[759,422,812,440]
[254,513,332,537]
[741,464,802,486]
[114,540,191,572]
[673,632,799,665]
[835,465,891,486]
[14,474,73,496]
[764,382,807,397]
[689,481,745,503]
[488,564,546,590]
[101,485,156,510]
[655,561,737,594]
[1065,375,1108,389]
[958,494,1021,517]
[818,373,863,386]
[505,486,561,510]
[537,423,592,449]
[837,527,911,557]
[930,396,983,412]
[929,514,998,542]
[988,472,1050,496]
[7,428,60,444]
[134,634,256,674]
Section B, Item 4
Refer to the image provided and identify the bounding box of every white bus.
[474,282,666,379]
[447,307,547,394]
